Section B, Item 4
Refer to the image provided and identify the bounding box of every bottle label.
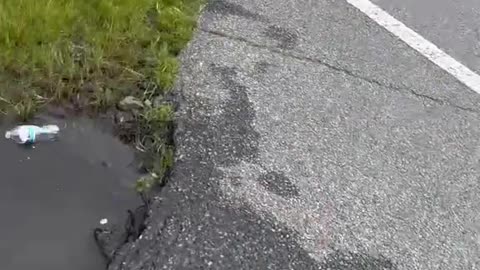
[27,127,36,143]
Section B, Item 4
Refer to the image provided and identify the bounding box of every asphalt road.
[110,0,480,269]
[374,0,480,74]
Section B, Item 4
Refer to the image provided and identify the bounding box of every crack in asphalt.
[200,28,479,115]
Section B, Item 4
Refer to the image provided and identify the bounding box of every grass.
[0,0,203,189]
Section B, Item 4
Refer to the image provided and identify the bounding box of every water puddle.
[0,115,141,270]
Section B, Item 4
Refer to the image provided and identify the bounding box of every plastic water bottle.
[5,125,60,144]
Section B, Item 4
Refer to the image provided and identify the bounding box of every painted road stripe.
[346,0,480,95]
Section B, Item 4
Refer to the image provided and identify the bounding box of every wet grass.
[0,0,203,189]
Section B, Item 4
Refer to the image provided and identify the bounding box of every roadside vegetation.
[0,0,203,191]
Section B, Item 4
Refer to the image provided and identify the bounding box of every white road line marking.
[346,0,480,95]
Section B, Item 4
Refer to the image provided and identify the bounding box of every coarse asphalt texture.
[109,0,480,269]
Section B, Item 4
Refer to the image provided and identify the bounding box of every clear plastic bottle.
[5,125,59,144]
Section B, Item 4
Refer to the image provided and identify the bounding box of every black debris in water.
[94,203,149,266]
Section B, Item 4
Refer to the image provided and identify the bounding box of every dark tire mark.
[257,171,300,199]
[205,0,266,22]
[264,25,299,50]
[254,60,274,75]
[208,64,260,165]
[320,250,398,270]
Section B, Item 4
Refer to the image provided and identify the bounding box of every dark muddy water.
[0,116,140,270]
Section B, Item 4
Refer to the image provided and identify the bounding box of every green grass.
[0,0,202,116]
[135,103,175,193]
[0,0,203,189]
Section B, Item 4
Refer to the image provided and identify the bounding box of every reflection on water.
[0,115,140,270]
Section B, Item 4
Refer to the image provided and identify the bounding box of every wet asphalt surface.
[109,0,480,269]
[3,0,480,269]
[0,117,140,270]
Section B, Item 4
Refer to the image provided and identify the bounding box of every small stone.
[100,218,108,225]
[118,96,144,111]
[144,99,152,107]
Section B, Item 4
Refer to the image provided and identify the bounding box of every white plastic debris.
[100,218,108,225]
[5,125,59,144]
